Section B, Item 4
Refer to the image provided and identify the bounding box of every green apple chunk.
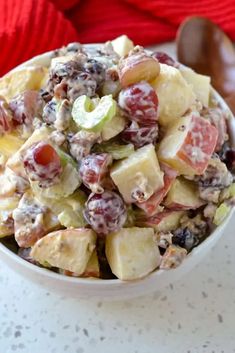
[105,227,161,280]
[101,114,126,141]
[213,203,231,226]
[32,190,87,228]
[82,250,100,278]
[72,95,116,132]
[0,132,26,165]
[111,35,134,57]
[180,67,211,107]
[0,196,20,238]
[163,177,205,210]
[151,64,196,126]
[111,144,164,203]
[31,228,97,275]
[56,148,77,168]
[31,163,81,200]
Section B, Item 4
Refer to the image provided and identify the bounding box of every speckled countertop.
[1,43,235,353]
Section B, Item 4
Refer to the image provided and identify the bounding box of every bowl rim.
[0,45,234,287]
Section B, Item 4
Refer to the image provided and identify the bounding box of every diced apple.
[180,67,211,107]
[31,228,97,274]
[7,125,52,177]
[111,144,164,203]
[0,195,20,238]
[151,64,196,126]
[101,114,126,141]
[0,224,14,238]
[0,66,48,101]
[118,48,160,87]
[31,162,81,200]
[136,164,178,216]
[60,250,100,278]
[157,113,218,176]
[163,177,205,210]
[0,195,20,212]
[33,190,87,228]
[50,55,75,71]
[0,168,28,197]
[151,210,186,232]
[105,227,160,280]
[111,35,134,57]
[0,132,26,165]
[82,250,100,278]
[13,191,60,247]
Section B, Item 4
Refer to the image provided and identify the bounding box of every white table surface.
[1,43,235,353]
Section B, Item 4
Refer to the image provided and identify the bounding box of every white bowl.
[0,48,234,300]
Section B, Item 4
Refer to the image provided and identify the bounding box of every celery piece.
[213,203,231,226]
[72,95,116,132]
[56,148,77,168]
[94,142,134,160]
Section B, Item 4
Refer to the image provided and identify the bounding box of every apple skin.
[111,144,164,204]
[151,64,196,127]
[163,177,205,210]
[136,164,178,216]
[157,113,218,176]
[136,209,185,233]
[118,50,160,88]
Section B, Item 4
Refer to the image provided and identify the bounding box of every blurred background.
[0,0,235,76]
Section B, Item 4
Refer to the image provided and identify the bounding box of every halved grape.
[84,191,127,235]
[79,153,112,193]
[118,82,158,125]
[121,121,158,148]
[23,142,62,186]
[152,51,177,67]
[72,95,116,131]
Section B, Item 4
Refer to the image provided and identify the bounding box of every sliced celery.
[72,95,116,132]
[94,142,134,160]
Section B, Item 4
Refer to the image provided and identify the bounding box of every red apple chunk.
[158,113,218,176]
[163,177,205,210]
[136,164,178,216]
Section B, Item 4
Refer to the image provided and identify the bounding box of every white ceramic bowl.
[0,47,234,300]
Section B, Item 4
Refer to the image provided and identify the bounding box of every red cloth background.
[0,0,235,76]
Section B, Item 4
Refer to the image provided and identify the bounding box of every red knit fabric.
[66,0,175,45]
[1,0,235,77]
[0,0,78,76]
[51,0,80,11]
[123,0,235,40]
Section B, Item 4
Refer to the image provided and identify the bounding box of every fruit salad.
[0,35,234,281]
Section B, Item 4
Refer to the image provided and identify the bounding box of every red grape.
[79,153,112,193]
[152,52,177,67]
[121,121,158,148]
[84,191,127,235]
[23,142,62,186]
[9,91,43,126]
[118,82,158,125]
